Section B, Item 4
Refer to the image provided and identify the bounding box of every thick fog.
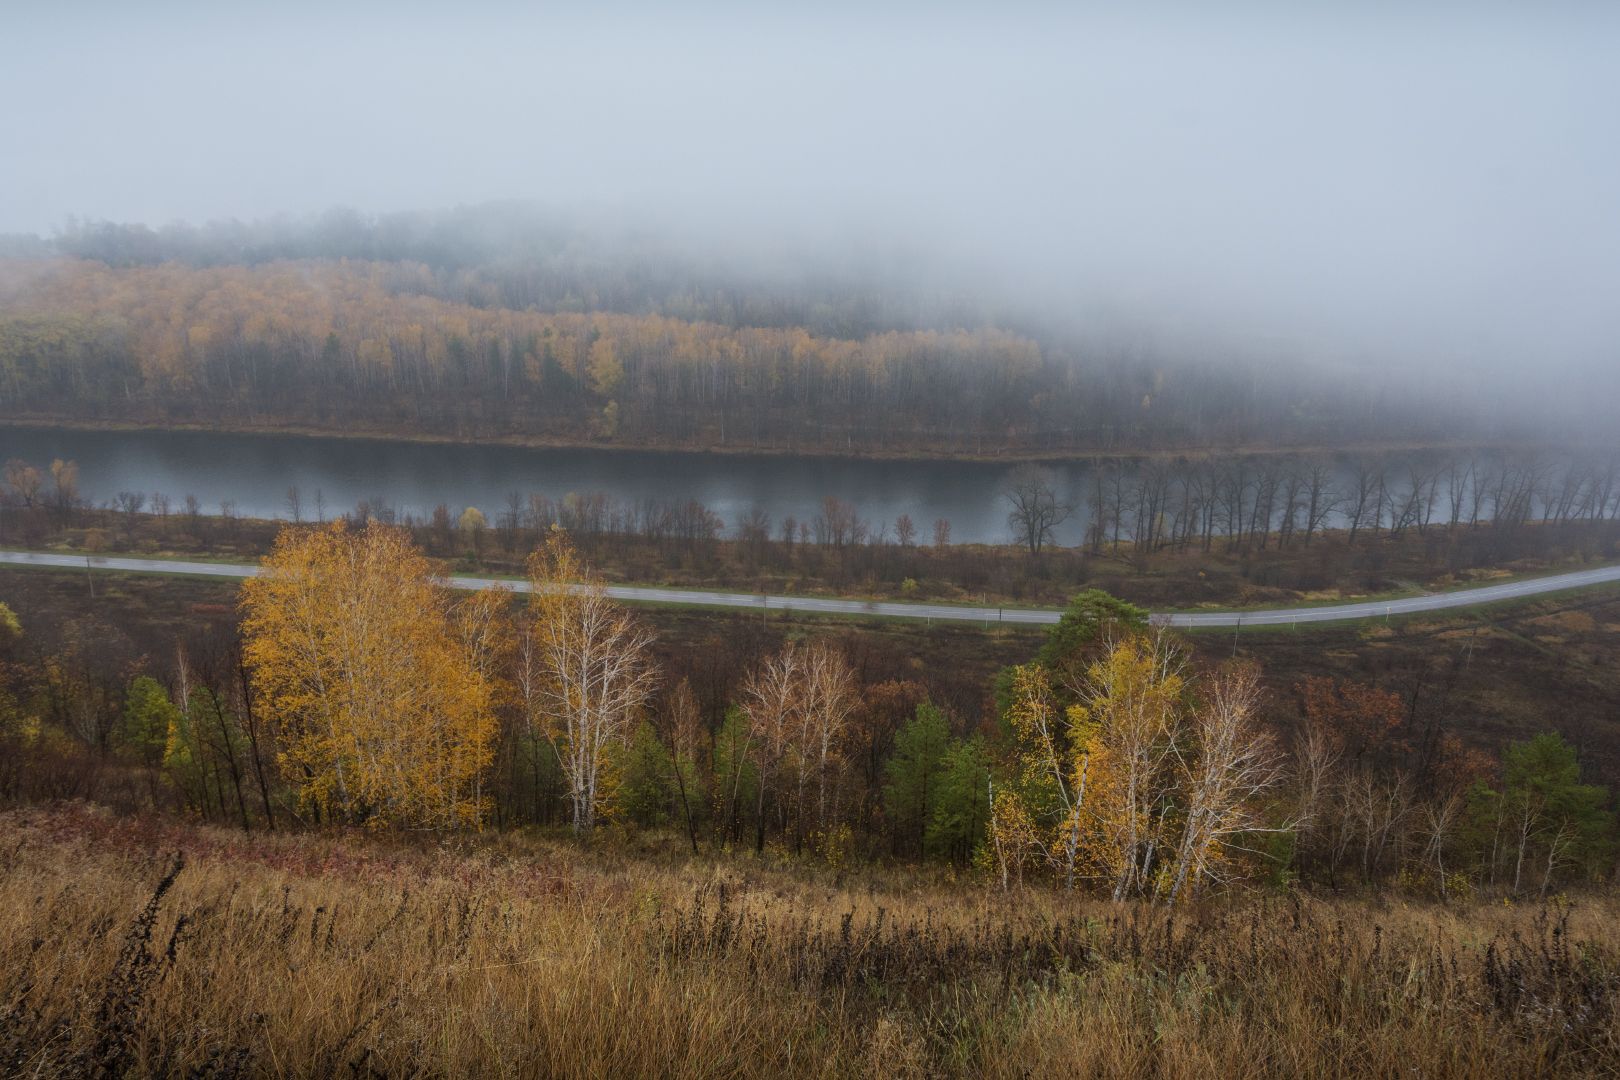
[4,2,1618,415]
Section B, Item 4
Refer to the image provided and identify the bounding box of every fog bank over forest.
[3,2,1617,438]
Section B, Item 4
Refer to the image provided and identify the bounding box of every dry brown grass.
[2,803,1617,1078]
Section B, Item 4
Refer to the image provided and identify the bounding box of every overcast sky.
[4,1,1618,388]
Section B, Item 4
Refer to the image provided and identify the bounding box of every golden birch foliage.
[1067,743,1131,884]
[586,336,623,396]
[1069,634,1187,899]
[1002,636,1286,899]
[1005,663,1066,801]
[986,789,1041,890]
[240,521,498,829]
[1004,662,1103,886]
[451,584,517,708]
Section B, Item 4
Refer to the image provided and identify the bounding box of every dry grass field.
[2,803,1616,1078]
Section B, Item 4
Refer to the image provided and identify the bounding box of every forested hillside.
[0,210,1492,454]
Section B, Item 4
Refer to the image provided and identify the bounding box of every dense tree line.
[989,596,1613,898]
[1015,451,1620,560]
[45,205,975,340]
[7,447,1616,557]
[0,523,1612,900]
[6,446,1615,611]
[0,257,1482,453]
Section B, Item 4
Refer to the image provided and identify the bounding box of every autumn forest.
[5,4,1620,1065]
[0,212,1511,454]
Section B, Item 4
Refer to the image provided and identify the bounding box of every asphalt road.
[4,549,1619,629]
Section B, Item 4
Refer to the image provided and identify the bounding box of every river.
[0,426,1081,545]
[0,425,1520,546]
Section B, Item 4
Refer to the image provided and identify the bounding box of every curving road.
[3,549,1619,629]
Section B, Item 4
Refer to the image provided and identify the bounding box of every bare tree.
[1303,461,1338,545]
[1217,460,1251,553]
[500,491,524,553]
[814,496,862,549]
[1342,766,1412,882]
[739,643,804,853]
[1345,462,1380,545]
[49,459,79,525]
[800,641,857,830]
[1248,463,1281,550]
[182,494,203,541]
[1291,716,1342,866]
[738,639,856,852]
[1592,455,1618,522]
[4,459,42,508]
[1275,468,1305,549]
[1416,789,1467,900]
[521,531,658,832]
[894,513,916,548]
[660,678,706,855]
[115,490,146,539]
[1004,465,1072,555]
[1106,465,1129,551]
[1086,465,1111,554]
[729,505,769,569]
[1190,465,1218,552]
[1444,458,1472,532]
[1165,663,1291,903]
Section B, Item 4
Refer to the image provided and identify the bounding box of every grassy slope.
[1,803,1616,1078]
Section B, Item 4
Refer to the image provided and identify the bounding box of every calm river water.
[3,426,1497,547]
[0,426,1109,545]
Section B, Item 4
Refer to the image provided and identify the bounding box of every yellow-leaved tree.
[240,521,502,829]
[996,628,1287,901]
[1067,634,1187,901]
[1002,661,1094,888]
